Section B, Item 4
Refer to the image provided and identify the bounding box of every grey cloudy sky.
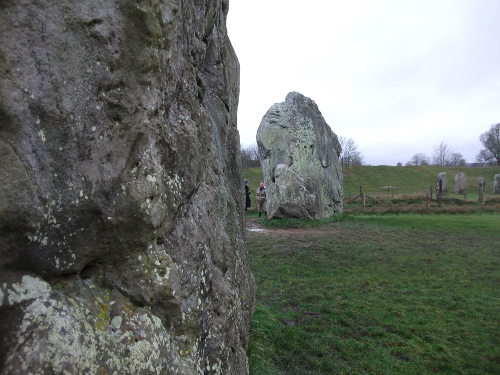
[227,0,500,165]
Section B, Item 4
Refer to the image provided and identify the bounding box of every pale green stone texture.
[257,92,343,219]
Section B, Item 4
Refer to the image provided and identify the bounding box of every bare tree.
[241,144,260,168]
[339,136,363,167]
[476,123,500,166]
[405,153,430,166]
[432,141,452,166]
[476,150,491,166]
[448,152,466,166]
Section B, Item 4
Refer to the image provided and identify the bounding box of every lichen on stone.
[0,0,254,373]
[257,92,343,219]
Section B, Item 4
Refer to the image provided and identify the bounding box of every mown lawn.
[246,213,500,375]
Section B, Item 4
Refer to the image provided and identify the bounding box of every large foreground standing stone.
[0,1,255,374]
[257,92,343,219]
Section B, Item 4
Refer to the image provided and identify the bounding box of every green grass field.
[242,166,500,200]
[243,166,500,213]
[246,213,500,375]
[342,166,499,199]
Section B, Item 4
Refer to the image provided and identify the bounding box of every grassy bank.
[342,166,499,199]
[247,213,500,374]
[242,166,500,208]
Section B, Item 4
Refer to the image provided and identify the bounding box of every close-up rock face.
[256,92,343,219]
[0,0,255,374]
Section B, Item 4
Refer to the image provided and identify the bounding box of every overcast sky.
[227,0,500,165]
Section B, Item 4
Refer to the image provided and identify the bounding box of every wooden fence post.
[478,180,484,205]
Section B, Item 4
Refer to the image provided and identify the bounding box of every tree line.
[240,136,364,168]
[406,141,466,167]
[241,123,500,168]
[406,123,499,167]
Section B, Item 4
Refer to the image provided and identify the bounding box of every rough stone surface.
[256,92,343,219]
[454,172,466,194]
[494,174,500,194]
[437,172,448,194]
[478,177,486,194]
[0,1,255,374]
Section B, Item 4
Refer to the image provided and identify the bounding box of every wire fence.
[346,177,498,206]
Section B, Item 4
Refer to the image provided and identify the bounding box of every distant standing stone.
[257,92,343,219]
[454,172,466,194]
[437,172,448,194]
[494,174,500,194]
[478,177,486,194]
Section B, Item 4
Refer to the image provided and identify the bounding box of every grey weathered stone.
[478,177,486,194]
[256,92,343,219]
[0,1,255,374]
[494,174,500,194]
[437,172,448,194]
[454,172,466,194]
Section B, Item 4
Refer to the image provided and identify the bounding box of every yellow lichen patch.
[95,293,111,331]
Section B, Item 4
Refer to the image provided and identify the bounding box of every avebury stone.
[257,92,343,219]
[0,1,254,373]
[454,172,466,194]
[494,174,500,194]
[478,177,486,194]
[437,172,448,194]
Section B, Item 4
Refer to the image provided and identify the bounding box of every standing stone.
[478,177,486,202]
[256,92,343,219]
[494,174,500,194]
[0,1,255,374]
[437,172,448,194]
[454,172,467,194]
[479,177,486,193]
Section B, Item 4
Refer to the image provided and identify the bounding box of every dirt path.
[245,218,269,234]
[244,217,343,236]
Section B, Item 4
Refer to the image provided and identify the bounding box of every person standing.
[256,181,267,217]
[244,179,251,211]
